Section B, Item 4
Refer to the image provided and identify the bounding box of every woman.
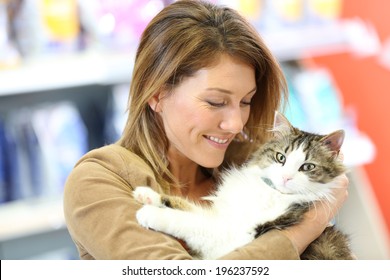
[63,0,349,259]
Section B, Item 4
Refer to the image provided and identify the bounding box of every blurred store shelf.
[0,196,64,241]
[0,19,379,96]
[0,196,78,259]
[0,51,135,96]
[262,19,380,61]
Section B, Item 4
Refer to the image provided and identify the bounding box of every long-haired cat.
[133,111,353,260]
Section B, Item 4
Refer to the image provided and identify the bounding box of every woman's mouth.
[204,135,230,145]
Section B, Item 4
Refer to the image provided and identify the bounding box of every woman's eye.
[275,152,286,165]
[299,163,316,171]
[240,100,252,106]
[207,101,226,107]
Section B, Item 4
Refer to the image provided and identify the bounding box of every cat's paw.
[136,205,162,229]
[133,186,162,206]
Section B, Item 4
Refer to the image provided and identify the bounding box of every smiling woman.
[63,0,349,260]
[149,54,255,171]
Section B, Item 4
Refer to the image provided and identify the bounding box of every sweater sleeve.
[63,144,299,260]
[64,144,193,259]
[218,230,299,260]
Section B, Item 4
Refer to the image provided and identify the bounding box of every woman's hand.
[281,174,349,255]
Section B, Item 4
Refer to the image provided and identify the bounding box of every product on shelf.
[0,0,21,68]
[78,0,165,51]
[0,102,88,204]
[9,0,80,57]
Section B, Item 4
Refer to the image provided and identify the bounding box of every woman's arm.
[218,229,300,259]
[63,145,193,260]
[281,174,349,254]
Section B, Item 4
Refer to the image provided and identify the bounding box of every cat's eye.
[299,163,316,171]
[275,152,286,164]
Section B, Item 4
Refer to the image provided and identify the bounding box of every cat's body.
[133,112,353,260]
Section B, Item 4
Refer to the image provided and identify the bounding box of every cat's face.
[249,112,346,197]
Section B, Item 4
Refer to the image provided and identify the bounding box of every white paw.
[133,186,162,206]
[136,205,161,229]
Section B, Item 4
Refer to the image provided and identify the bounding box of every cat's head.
[249,111,346,196]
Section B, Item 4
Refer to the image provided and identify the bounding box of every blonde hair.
[119,0,288,191]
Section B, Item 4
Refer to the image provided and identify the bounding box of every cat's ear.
[321,130,345,154]
[272,111,295,138]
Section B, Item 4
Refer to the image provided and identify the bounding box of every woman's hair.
[119,0,288,191]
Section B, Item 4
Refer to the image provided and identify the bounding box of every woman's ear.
[148,91,165,113]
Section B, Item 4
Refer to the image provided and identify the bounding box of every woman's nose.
[219,107,245,134]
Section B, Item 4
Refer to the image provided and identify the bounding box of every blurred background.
[0,0,389,259]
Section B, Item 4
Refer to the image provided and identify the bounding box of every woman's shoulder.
[70,143,157,188]
[77,143,148,167]
[76,143,150,169]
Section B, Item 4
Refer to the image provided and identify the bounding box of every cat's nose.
[283,175,292,185]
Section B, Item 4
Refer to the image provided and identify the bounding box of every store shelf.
[0,196,78,259]
[0,19,378,96]
[0,196,65,241]
[0,51,135,96]
[262,18,380,61]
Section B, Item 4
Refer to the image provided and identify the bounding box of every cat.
[133,111,354,260]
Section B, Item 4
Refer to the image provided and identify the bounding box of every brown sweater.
[63,143,300,259]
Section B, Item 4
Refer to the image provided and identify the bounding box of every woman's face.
[154,55,256,168]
